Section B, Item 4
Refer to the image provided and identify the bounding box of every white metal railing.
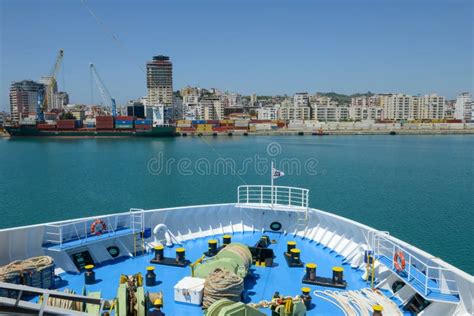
[237,185,309,209]
[43,210,144,249]
[373,233,459,297]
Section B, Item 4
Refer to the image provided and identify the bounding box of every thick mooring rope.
[202,268,244,309]
[0,256,54,281]
[313,288,403,316]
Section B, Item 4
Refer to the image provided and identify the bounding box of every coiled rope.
[222,244,253,270]
[313,288,403,316]
[202,268,244,309]
[0,256,54,281]
[40,288,82,311]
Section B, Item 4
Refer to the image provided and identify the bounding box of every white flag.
[272,168,285,179]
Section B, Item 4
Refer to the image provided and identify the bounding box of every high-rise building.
[9,80,45,123]
[293,92,309,107]
[56,91,69,108]
[454,92,472,122]
[39,76,61,110]
[146,55,173,106]
[250,93,257,106]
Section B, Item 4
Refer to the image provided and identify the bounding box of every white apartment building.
[454,92,472,122]
[414,94,445,121]
[349,106,383,121]
[257,106,279,120]
[379,93,446,121]
[293,92,310,107]
[312,105,349,122]
[380,94,412,121]
[279,106,311,120]
[351,96,380,107]
[309,96,338,107]
[197,98,224,120]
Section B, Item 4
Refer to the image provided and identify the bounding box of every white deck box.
[174,277,206,305]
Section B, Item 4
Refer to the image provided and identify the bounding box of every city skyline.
[1,0,473,112]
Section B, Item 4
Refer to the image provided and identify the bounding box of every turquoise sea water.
[0,135,472,274]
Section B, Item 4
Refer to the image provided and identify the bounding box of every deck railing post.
[260,186,263,204]
[289,188,292,206]
[408,255,411,281]
[84,221,87,242]
[425,266,429,295]
[59,226,63,249]
[392,245,395,269]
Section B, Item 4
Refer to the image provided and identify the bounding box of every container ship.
[5,116,175,138]
[0,184,472,315]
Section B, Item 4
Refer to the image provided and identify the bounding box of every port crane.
[89,63,117,117]
[36,49,64,121]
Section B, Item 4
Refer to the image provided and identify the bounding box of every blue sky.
[0,0,472,111]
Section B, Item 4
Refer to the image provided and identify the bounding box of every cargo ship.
[0,183,472,315]
[5,116,175,138]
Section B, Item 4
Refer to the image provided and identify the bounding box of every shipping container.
[95,122,114,126]
[37,124,57,130]
[219,120,234,124]
[176,127,196,132]
[96,116,114,121]
[191,120,206,125]
[212,126,232,132]
[177,120,192,125]
[196,124,214,132]
[57,120,76,130]
[116,116,134,120]
[250,120,272,124]
[234,120,249,127]
[57,119,75,125]
[135,119,153,125]
[115,124,133,129]
[115,120,134,125]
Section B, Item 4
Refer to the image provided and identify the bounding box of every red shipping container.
[179,127,196,132]
[96,116,114,121]
[37,124,56,130]
[250,120,271,124]
[234,126,248,130]
[447,119,462,123]
[207,120,220,125]
[116,116,134,120]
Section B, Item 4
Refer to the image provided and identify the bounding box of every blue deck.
[56,232,385,315]
[377,255,459,304]
[43,228,135,251]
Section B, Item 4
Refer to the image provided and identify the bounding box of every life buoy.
[91,219,107,235]
[393,251,406,272]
